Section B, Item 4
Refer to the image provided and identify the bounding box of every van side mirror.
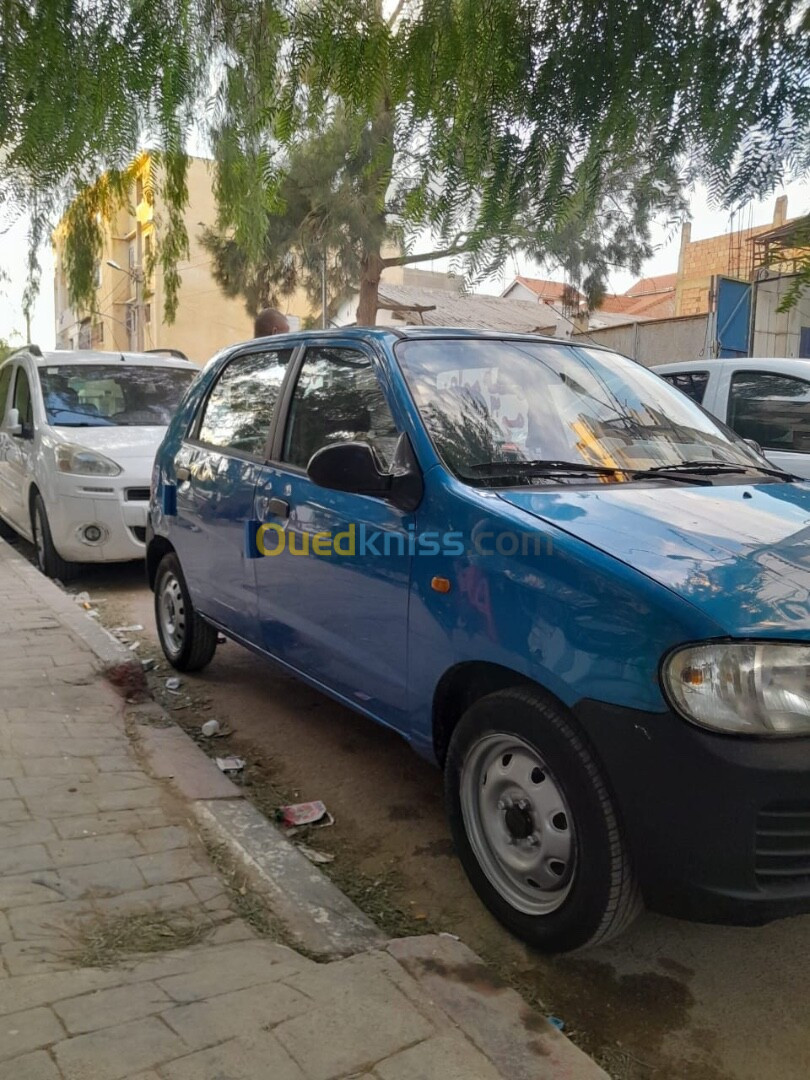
[307,433,423,512]
[6,407,22,437]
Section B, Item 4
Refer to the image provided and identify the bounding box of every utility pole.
[25,309,31,344]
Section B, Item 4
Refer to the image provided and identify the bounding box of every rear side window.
[661,371,709,404]
[0,364,11,421]
[197,349,292,457]
[13,368,33,427]
[728,370,810,452]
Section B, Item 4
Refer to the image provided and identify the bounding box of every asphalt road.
[18,545,810,1080]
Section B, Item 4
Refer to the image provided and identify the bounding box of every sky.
[1,178,808,350]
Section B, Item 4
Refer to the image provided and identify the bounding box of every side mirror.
[6,407,22,437]
[307,433,424,512]
[308,441,392,497]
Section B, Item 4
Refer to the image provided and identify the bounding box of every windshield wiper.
[468,459,622,477]
[633,460,798,481]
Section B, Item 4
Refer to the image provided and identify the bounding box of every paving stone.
[94,881,198,915]
[0,969,125,1017]
[96,788,164,812]
[54,1016,186,1080]
[134,850,207,886]
[188,876,227,904]
[24,793,99,818]
[156,941,307,1003]
[54,810,149,839]
[7,898,92,942]
[0,1006,64,1062]
[136,826,190,854]
[0,1050,62,1080]
[0,759,24,780]
[55,981,172,1035]
[273,977,434,1080]
[47,833,144,867]
[95,755,139,772]
[162,981,311,1050]
[0,780,18,801]
[21,757,97,778]
[0,913,10,943]
[375,1032,503,1080]
[160,1033,306,1080]
[0,800,29,824]
[0,820,56,849]
[2,941,77,976]
[15,775,147,798]
[0,844,51,876]
[0,877,66,910]
[50,857,146,897]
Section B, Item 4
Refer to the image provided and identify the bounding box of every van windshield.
[395,339,764,484]
[39,365,196,427]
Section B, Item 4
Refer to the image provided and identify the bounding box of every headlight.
[664,642,810,736]
[55,443,121,477]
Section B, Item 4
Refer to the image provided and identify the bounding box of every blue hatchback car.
[147,328,810,952]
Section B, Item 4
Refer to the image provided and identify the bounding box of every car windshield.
[38,364,196,427]
[395,339,765,484]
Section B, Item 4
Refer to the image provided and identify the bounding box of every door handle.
[175,465,191,482]
[267,497,289,519]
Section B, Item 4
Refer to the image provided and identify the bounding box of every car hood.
[51,424,166,463]
[498,481,810,637]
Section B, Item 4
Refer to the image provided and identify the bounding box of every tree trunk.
[356,248,384,326]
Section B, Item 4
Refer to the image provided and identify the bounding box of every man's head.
[254,308,290,337]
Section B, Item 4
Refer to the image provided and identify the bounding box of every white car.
[0,347,198,578]
[655,357,810,479]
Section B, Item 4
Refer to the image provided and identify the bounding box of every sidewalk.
[0,539,606,1080]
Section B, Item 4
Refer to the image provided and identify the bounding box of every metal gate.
[715,276,751,358]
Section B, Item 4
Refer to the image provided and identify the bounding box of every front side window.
[728,371,810,452]
[13,368,33,427]
[661,371,709,404]
[282,347,399,470]
[39,364,196,427]
[197,349,292,456]
[396,339,761,485]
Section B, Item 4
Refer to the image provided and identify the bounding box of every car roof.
[655,358,810,375]
[247,325,609,351]
[18,349,197,371]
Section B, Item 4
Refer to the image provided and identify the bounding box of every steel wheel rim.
[460,732,576,916]
[34,507,46,571]
[159,573,186,657]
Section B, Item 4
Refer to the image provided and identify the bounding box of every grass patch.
[65,911,214,968]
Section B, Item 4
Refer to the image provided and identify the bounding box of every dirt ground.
[25,549,810,1080]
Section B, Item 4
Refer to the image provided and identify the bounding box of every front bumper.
[47,479,150,563]
[574,698,810,925]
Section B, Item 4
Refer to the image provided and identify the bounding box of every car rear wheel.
[155,552,217,672]
[32,494,80,581]
[445,686,642,952]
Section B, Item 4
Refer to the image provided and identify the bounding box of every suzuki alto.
[147,329,810,952]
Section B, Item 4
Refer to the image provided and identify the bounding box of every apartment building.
[53,155,312,363]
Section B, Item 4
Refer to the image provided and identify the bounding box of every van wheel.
[445,687,642,953]
[32,494,80,581]
[155,552,217,672]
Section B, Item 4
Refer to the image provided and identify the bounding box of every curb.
[3,539,608,1078]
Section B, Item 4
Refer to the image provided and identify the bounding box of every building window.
[93,261,102,288]
[144,304,151,324]
[125,305,138,350]
[128,242,137,271]
[91,321,104,346]
[78,319,92,350]
[136,177,144,205]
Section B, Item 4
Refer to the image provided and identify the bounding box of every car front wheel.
[445,686,642,952]
[155,552,218,672]
[32,493,79,581]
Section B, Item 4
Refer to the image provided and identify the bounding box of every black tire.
[445,686,642,953]
[154,552,217,672]
[0,515,18,541]
[31,493,80,581]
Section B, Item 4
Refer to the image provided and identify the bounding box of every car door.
[253,342,412,729]
[173,345,293,642]
[0,362,37,530]
[718,368,810,478]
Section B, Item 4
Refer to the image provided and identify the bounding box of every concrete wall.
[752,273,810,357]
[573,314,710,367]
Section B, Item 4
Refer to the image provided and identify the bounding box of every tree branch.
[387,0,407,28]
[381,242,473,268]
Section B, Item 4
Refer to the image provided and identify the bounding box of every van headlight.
[664,642,810,736]
[55,443,122,477]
